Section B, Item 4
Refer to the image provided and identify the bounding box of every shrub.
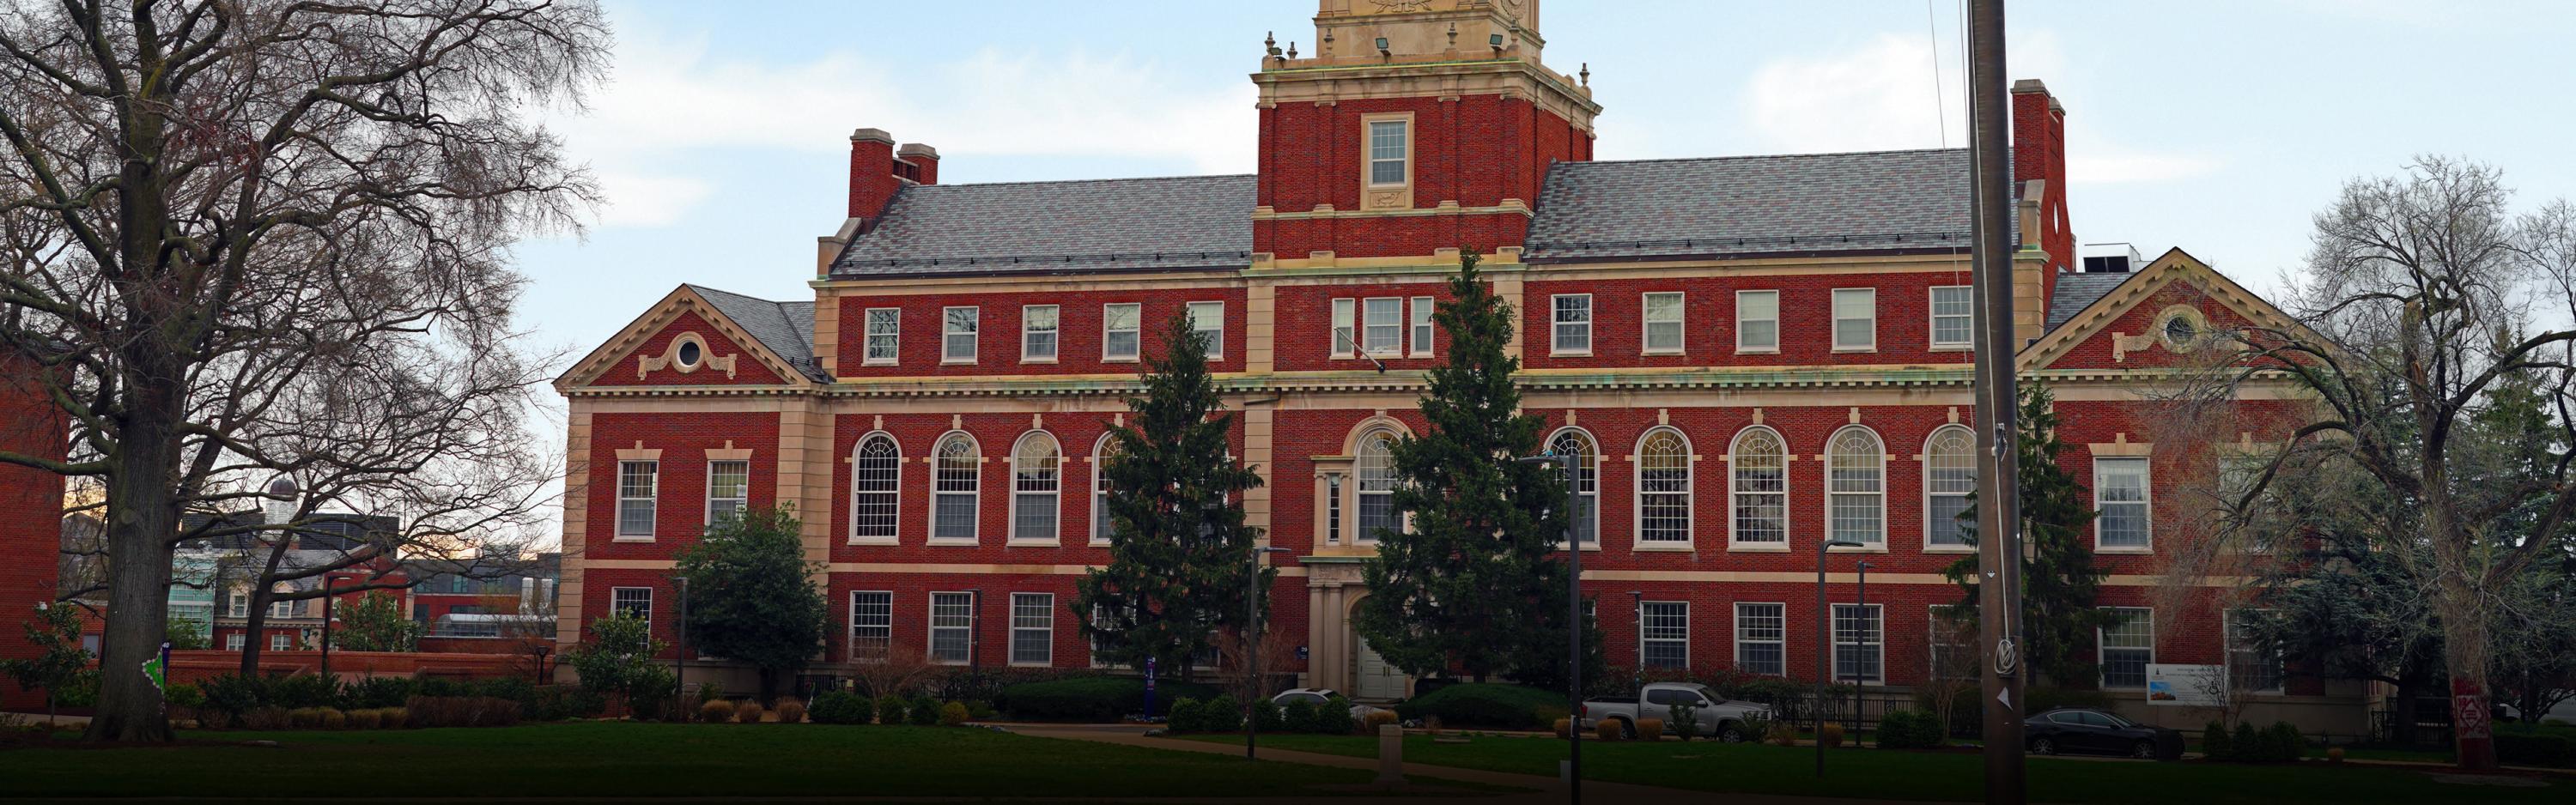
[319,709,349,730]
[908,696,941,726]
[2266,722,2305,762]
[810,691,868,724]
[405,696,523,728]
[1820,723,1844,749]
[877,695,908,725]
[1167,698,1204,733]
[1390,684,1568,729]
[1200,694,1242,733]
[968,700,999,720]
[774,699,807,723]
[344,709,380,730]
[477,676,538,705]
[1316,698,1357,735]
[2202,721,2233,761]
[1635,717,1666,741]
[1594,719,1622,741]
[240,706,291,730]
[700,699,737,723]
[376,707,410,728]
[1876,709,1945,749]
[1554,717,1573,738]
[1738,713,1774,744]
[995,677,1221,722]
[1360,709,1399,734]
[2233,722,2263,761]
[1665,702,1700,741]
[270,674,343,710]
[696,681,725,705]
[413,676,466,699]
[1765,719,1800,747]
[939,701,970,726]
[1280,699,1321,734]
[625,666,677,722]
[735,701,766,723]
[2497,728,2576,768]
[528,686,609,722]
[1249,698,1284,732]
[346,676,415,710]
[287,707,329,729]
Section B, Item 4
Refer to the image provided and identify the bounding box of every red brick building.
[556,1,2348,729]
[1,349,67,711]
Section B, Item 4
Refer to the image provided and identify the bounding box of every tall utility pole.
[1966,1,2027,802]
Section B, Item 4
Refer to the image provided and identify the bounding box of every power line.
[1927,0,1948,148]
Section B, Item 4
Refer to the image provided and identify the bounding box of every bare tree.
[2186,156,2576,769]
[0,0,606,741]
[853,642,936,700]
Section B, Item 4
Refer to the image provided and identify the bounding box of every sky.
[506,0,2576,545]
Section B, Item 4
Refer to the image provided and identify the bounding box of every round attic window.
[2156,307,2209,353]
[2164,316,2197,345]
[677,338,703,368]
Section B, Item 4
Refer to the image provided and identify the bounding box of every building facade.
[556,1,2348,729]
[0,349,66,711]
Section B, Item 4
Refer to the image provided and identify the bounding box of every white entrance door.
[1354,638,1405,700]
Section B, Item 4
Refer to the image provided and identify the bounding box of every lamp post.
[1627,591,1643,692]
[319,579,336,679]
[1516,451,1581,805]
[673,576,690,704]
[967,588,984,677]
[1245,545,1292,760]
[1850,560,1873,737]
[1814,538,1862,778]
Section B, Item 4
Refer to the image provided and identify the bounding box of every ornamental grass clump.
[774,699,807,723]
[700,699,736,723]
[735,701,766,723]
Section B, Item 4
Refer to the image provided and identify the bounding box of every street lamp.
[1244,545,1292,760]
[1814,538,1863,778]
[1850,560,1873,739]
[1516,451,1581,805]
[1627,591,1643,693]
[673,576,690,705]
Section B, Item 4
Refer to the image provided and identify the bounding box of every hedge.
[996,677,1220,722]
[2498,727,2576,768]
[810,691,872,724]
[1392,683,1568,729]
[1876,709,1944,749]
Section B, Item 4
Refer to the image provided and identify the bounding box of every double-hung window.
[1362,298,1402,356]
[1331,299,1358,357]
[1729,427,1788,547]
[2099,607,2154,689]
[1637,428,1692,546]
[850,435,900,542]
[226,633,246,651]
[1832,603,1883,683]
[1367,120,1408,185]
[1642,292,1685,354]
[943,306,979,363]
[1930,286,1973,348]
[1356,433,1400,542]
[1736,290,1779,353]
[849,590,892,661]
[1826,427,1886,548]
[617,460,658,538]
[1832,288,1876,351]
[1547,429,1599,546]
[1103,303,1142,360]
[270,596,298,620]
[2228,609,2284,693]
[1641,601,1689,669]
[1734,602,1785,675]
[1924,427,1977,548]
[705,460,748,526]
[1409,297,1435,356]
[1011,433,1061,544]
[2094,457,2153,550]
[864,308,900,365]
[1188,301,1224,359]
[228,592,249,619]
[1022,305,1060,361]
[1091,435,1118,545]
[611,587,653,627]
[929,592,973,664]
[931,434,981,542]
[1010,593,1054,666]
[271,632,294,652]
[1552,294,1593,354]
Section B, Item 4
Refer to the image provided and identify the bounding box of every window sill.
[1929,344,1972,352]
[1923,545,1978,554]
[862,359,897,367]
[1831,347,1877,354]
[1102,356,1140,364]
[1087,540,1112,548]
[1022,357,1059,365]
[941,359,977,366]
[611,536,656,543]
[1728,542,1791,553]
[1551,350,1593,358]
[1633,542,1695,552]
[1735,348,1780,355]
[1009,661,1054,669]
[1363,350,1402,360]
[1825,544,1890,554]
[846,537,899,547]
[926,538,981,548]
[1552,542,1605,552]
[2096,546,2154,554]
[1006,539,1061,548]
[1641,349,1686,357]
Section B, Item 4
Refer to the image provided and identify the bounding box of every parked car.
[1579,682,1774,741]
[1272,687,1387,721]
[2022,708,2184,760]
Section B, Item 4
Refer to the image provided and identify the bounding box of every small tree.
[1943,381,2115,686]
[671,505,829,702]
[1,603,92,726]
[854,642,937,700]
[565,613,669,708]
[333,592,423,652]
[164,616,211,651]
[1076,312,1267,676]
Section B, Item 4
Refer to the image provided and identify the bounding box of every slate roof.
[828,174,1257,278]
[688,285,827,382]
[1524,148,2012,262]
[2047,271,2137,330]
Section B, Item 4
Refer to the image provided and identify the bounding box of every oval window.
[677,339,703,367]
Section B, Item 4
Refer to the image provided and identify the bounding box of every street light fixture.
[673,576,690,704]
[1850,560,1874,738]
[1244,545,1293,760]
[1516,451,1581,805]
[1814,538,1863,778]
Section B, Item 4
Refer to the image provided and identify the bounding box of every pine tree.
[671,505,829,701]
[1075,312,1267,676]
[1942,381,2115,685]
[1354,249,1603,686]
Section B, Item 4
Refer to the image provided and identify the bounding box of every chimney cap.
[897,142,939,160]
[850,128,896,145]
[2010,78,2050,94]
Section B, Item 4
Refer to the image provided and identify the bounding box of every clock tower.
[1251,0,1598,264]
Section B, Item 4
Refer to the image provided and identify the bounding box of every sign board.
[1296,645,1309,662]
[2145,664,2226,706]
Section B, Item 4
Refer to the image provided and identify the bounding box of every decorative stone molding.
[636,331,737,379]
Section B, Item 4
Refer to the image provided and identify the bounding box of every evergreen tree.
[333,591,424,652]
[1075,312,1267,676]
[1354,249,1603,685]
[1943,381,2116,685]
[671,505,829,701]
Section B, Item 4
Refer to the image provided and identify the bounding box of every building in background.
[405,553,558,652]
[0,349,67,711]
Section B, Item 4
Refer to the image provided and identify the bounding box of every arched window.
[1637,427,1692,545]
[1728,427,1788,547]
[1826,427,1885,547]
[1011,433,1061,544]
[931,433,980,542]
[851,433,901,542]
[1547,428,1599,546]
[1923,426,1977,548]
[1356,430,1400,542]
[1091,433,1119,545]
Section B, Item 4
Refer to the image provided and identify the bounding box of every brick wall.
[0,354,64,711]
[832,288,1247,379]
[1521,269,1978,371]
[588,311,787,387]
[1255,94,1585,258]
[585,411,783,561]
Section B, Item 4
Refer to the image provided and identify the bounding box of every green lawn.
[0,722,1442,800]
[1188,733,2572,804]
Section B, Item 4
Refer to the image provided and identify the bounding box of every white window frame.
[1634,427,1693,549]
[271,632,294,652]
[1551,294,1593,356]
[1361,297,1402,357]
[1825,426,1886,549]
[2098,607,2154,690]
[1365,118,1410,187]
[928,591,973,665]
[1354,430,1401,543]
[849,590,892,662]
[616,459,658,540]
[1330,298,1357,358]
[1009,432,1062,546]
[1832,288,1877,352]
[1923,425,1978,552]
[1408,296,1435,357]
[227,591,249,619]
[1929,286,1973,349]
[1639,600,1690,669]
[1009,592,1054,667]
[2094,457,2154,552]
[849,433,902,545]
[1734,602,1786,675]
[1641,292,1685,355]
[705,459,749,527]
[226,633,246,651]
[1728,426,1789,550]
[1735,290,1780,354]
[1102,302,1143,362]
[928,432,981,545]
[864,307,901,366]
[1090,433,1118,547]
[942,306,979,364]
[1188,300,1224,360]
[1546,427,1600,550]
[611,586,653,629]
[1021,305,1060,363]
[269,596,297,620]
[1832,602,1885,685]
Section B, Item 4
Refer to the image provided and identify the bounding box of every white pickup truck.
[1579,682,1774,742]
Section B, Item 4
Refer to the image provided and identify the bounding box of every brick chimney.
[848,128,901,221]
[898,143,939,186]
[2011,79,2073,327]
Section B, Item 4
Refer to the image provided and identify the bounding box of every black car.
[2023,708,2184,760]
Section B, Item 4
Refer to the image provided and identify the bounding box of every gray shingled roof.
[1525,148,2012,262]
[687,285,827,382]
[2047,271,2136,330]
[829,174,1256,277]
